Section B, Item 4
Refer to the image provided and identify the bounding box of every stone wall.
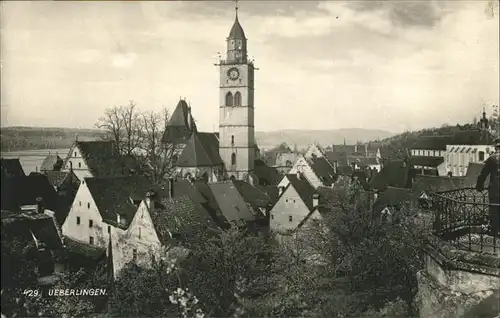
[417,237,500,318]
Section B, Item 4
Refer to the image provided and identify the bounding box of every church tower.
[217,2,256,182]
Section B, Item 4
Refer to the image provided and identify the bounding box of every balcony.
[430,187,499,256]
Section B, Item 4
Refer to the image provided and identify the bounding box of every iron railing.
[430,187,499,256]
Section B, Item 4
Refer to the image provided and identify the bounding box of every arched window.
[231,135,235,146]
[230,175,236,181]
[225,92,233,106]
[231,153,237,166]
[234,91,242,106]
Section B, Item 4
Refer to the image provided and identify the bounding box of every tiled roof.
[412,130,494,150]
[85,176,153,228]
[0,158,25,177]
[176,132,222,167]
[208,181,256,225]
[1,213,63,250]
[373,187,413,216]
[463,163,489,187]
[331,145,365,156]
[40,155,63,171]
[275,152,300,168]
[150,196,216,244]
[64,237,106,260]
[256,185,280,207]
[162,99,197,144]
[193,181,229,228]
[324,151,349,167]
[229,16,246,39]
[309,157,336,186]
[45,171,71,189]
[1,174,59,213]
[254,159,281,185]
[232,180,271,209]
[369,160,413,191]
[412,136,453,150]
[412,175,465,194]
[285,174,316,210]
[353,157,379,167]
[409,156,444,168]
[263,143,293,166]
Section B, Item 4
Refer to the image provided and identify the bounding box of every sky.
[1,1,499,133]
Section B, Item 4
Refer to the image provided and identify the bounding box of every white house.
[287,155,337,189]
[445,144,494,177]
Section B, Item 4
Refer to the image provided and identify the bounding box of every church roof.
[162,99,197,144]
[175,132,223,167]
[228,16,246,39]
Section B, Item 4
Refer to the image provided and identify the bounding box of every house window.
[87,203,90,209]
[108,225,111,233]
[78,162,81,168]
[74,151,77,157]
[479,151,485,161]
[76,216,81,225]
[231,153,236,166]
[139,227,141,239]
[234,91,242,106]
[231,135,234,146]
[89,236,94,245]
[289,215,293,222]
[151,254,156,262]
[89,220,93,228]
[133,249,138,262]
[225,92,233,106]
[79,201,81,206]
[271,214,274,220]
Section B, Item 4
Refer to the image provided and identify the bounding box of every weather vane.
[234,0,239,16]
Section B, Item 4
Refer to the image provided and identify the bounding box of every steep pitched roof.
[254,159,282,185]
[85,176,153,228]
[64,236,106,260]
[324,151,349,167]
[354,157,379,167]
[40,154,63,171]
[162,99,197,144]
[308,157,336,186]
[208,181,256,225]
[331,145,364,156]
[369,160,413,191]
[285,174,316,210]
[373,187,413,216]
[263,143,293,166]
[412,175,465,194]
[463,162,489,187]
[1,174,59,213]
[150,196,216,244]
[256,185,280,207]
[0,158,25,177]
[176,132,222,167]
[412,136,453,150]
[45,171,71,189]
[192,180,229,228]
[231,180,271,210]
[409,156,444,168]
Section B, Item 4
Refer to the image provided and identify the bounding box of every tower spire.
[234,0,238,18]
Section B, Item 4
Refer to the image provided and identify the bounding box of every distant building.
[40,154,64,172]
[445,144,494,177]
[287,154,337,189]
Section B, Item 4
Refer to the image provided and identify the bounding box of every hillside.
[0,126,395,152]
[256,128,395,150]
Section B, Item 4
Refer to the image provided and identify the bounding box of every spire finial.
[234,0,239,18]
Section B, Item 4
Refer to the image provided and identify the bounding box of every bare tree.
[140,108,178,183]
[95,101,144,156]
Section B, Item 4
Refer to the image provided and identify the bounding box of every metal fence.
[430,187,499,255]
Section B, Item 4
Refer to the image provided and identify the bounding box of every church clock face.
[227,67,240,81]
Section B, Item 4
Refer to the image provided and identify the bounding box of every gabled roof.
[231,180,271,210]
[162,99,197,144]
[192,180,229,229]
[369,160,413,191]
[412,136,453,150]
[324,151,349,167]
[40,154,63,171]
[85,176,153,228]
[0,158,25,177]
[254,159,282,185]
[176,132,222,167]
[409,156,444,168]
[412,175,465,194]
[354,157,379,167]
[285,174,316,210]
[150,196,216,244]
[308,157,336,186]
[263,143,293,166]
[45,171,72,189]
[256,185,280,207]
[463,163,489,187]
[1,174,59,213]
[331,145,364,156]
[412,130,494,150]
[207,181,256,225]
[64,236,106,260]
[373,187,413,216]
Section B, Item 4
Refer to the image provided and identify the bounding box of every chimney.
[312,193,320,209]
[145,191,153,210]
[36,197,43,214]
[168,178,174,198]
[297,172,301,180]
[354,144,358,153]
[117,214,121,225]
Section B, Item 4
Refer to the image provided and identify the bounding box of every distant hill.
[0,126,394,152]
[256,129,395,150]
